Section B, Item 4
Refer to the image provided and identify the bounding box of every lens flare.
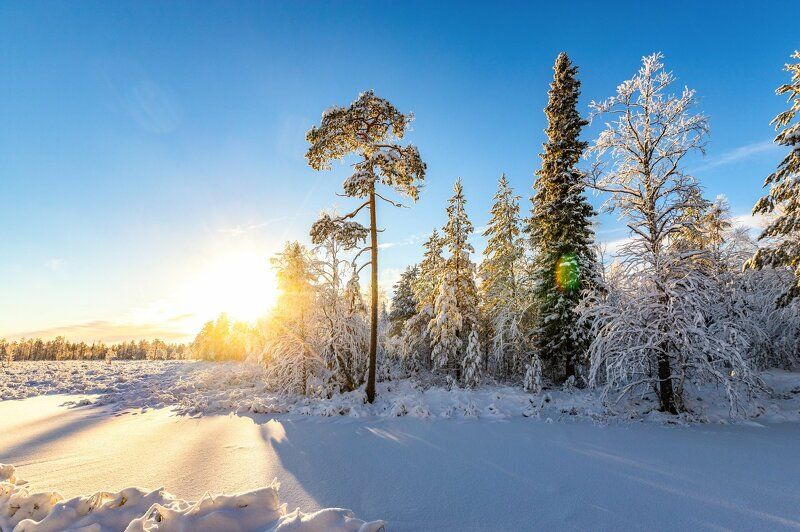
[555,253,581,293]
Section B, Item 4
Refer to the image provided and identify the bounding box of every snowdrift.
[0,464,384,532]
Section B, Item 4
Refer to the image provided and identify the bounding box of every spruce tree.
[528,53,597,382]
[747,51,800,303]
[413,229,446,318]
[479,174,527,377]
[461,329,483,388]
[429,178,481,378]
[388,265,419,337]
[430,281,463,373]
[397,229,446,370]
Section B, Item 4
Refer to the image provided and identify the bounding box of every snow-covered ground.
[2,361,800,530]
[2,360,800,424]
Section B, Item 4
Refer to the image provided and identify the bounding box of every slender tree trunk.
[565,355,575,381]
[655,268,678,414]
[657,352,677,414]
[366,190,378,403]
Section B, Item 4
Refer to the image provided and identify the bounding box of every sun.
[186,251,278,324]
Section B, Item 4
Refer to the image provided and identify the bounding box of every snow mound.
[0,464,384,532]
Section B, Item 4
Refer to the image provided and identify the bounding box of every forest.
[4,52,799,418]
[190,51,800,416]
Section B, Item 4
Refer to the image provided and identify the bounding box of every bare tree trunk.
[565,355,575,381]
[656,273,678,414]
[657,352,677,414]
[366,190,378,403]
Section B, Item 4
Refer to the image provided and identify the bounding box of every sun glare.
[185,251,278,324]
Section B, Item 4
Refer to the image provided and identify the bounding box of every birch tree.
[264,242,322,394]
[583,53,747,414]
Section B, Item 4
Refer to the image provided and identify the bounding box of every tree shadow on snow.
[260,417,800,531]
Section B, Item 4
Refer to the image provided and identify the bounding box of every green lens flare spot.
[555,253,581,293]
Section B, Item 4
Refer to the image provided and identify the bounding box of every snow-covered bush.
[733,267,800,370]
[579,251,762,415]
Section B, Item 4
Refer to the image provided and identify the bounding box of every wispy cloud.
[601,236,634,257]
[45,258,65,271]
[124,80,182,134]
[378,230,429,250]
[218,217,292,238]
[691,139,781,173]
[379,267,402,295]
[731,211,770,234]
[5,316,196,344]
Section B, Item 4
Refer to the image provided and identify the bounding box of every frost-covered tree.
[429,179,481,377]
[735,267,800,370]
[430,281,462,373]
[0,339,11,367]
[582,53,758,414]
[388,265,419,338]
[523,354,542,394]
[746,51,800,303]
[264,241,322,395]
[480,175,528,377]
[528,53,598,382]
[393,230,446,372]
[413,229,446,318]
[306,91,426,402]
[309,212,370,392]
[461,329,483,388]
[689,199,800,371]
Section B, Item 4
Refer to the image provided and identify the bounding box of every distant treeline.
[190,313,263,362]
[0,337,189,362]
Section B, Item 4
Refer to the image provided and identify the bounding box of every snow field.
[2,360,799,425]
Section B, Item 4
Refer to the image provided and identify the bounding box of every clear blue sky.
[1,1,798,342]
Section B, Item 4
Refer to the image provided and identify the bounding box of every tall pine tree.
[528,53,597,382]
[480,174,528,377]
[429,178,481,378]
[747,51,800,303]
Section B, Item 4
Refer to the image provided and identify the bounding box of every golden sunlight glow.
[125,248,280,340]
[188,251,279,323]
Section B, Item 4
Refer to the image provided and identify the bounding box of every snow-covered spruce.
[0,464,384,532]
[746,51,800,303]
[428,178,481,381]
[480,174,529,379]
[527,52,598,383]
